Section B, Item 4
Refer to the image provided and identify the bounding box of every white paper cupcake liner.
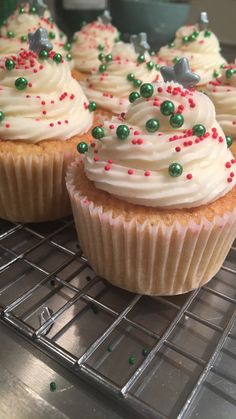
[0,150,75,223]
[66,163,236,295]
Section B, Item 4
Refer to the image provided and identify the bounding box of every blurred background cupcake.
[0,28,95,222]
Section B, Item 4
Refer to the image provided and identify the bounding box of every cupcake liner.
[67,164,236,295]
[0,149,76,223]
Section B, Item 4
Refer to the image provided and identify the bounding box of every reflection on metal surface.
[0,216,235,419]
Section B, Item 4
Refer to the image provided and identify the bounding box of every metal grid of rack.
[0,216,235,419]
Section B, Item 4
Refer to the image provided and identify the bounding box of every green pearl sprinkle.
[147,61,154,70]
[66,53,72,61]
[226,68,235,79]
[129,91,140,103]
[168,163,183,177]
[99,64,107,73]
[7,31,14,38]
[15,77,28,90]
[39,49,49,60]
[220,63,226,69]
[170,113,184,128]
[29,5,37,14]
[142,348,149,356]
[116,124,130,140]
[150,50,155,56]
[107,345,113,353]
[193,30,199,37]
[182,35,189,44]
[140,83,154,98]
[137,54,145,63]
[213,70,220,78]
[173,56,180,64]
[192,124,206,137]
[160,100,175,116]
[146,118,160,132]
[127,72,135,82]
[0,111,5,122]
[92,126,105,139]
[189,33,196,42]
[133,79,142,88]
[98,52,105,61]
[88,101,97,112]
[77,142,88,154]
[98,44,104,51]
[64,42,72,51]
[80,20,87,28]
[5,59,15,70]
[128,355,136,365]
[19,5,25,14]
[53,53,62,64]
[50,382,57,392]
[49,31,56,39]
[21,35,27,42]
[204,30,211,37]
[155,64,160,71]
[226,135,233,148]
[168,42,175,48]
[105,54,113,62]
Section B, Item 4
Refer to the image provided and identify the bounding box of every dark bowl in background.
[108,0,190,49]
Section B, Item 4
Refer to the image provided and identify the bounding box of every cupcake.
[82,35,161,117]
[0,2,72,64]
[205,63,236,155]
[157,13,226,87]
[0,29,94,223]
[71,10,119,81]
[66,58,236,296]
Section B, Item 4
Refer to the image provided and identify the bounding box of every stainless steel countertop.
[0,322,131,419]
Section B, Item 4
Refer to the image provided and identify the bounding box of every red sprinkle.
[144,171,150,176]
[186,174,193,180]
[175,146,181,152]
[227,177,233,183]
[128,169,134,175]
[225,162,231,168]
[137,139,143,145]
[104,164,111,171]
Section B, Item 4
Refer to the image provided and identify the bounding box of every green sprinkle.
[128,355,136,365]
[50,382,57,392]
[168,162,183,177]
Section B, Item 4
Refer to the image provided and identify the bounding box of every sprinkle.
[137,139,143,145]
[225,162,231,168]
[186,173,193,180]
[230,172,234,177]
[109,124,114,129]
[227,177,233,183]
[49,123,54,127]
[144,171,150,176]
[104,164,111,171]
[93,156,99,162]
[175,146,181,152]
[128,169,134,175]
[5,123,10,128]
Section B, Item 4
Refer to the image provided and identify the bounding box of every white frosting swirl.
[158,24,226,85]
[84,81,235,209]
[205,64,236,137]
[72,20,119,73]
[0,5,67,56]
[82,42,161,114]
[0,49,92,143]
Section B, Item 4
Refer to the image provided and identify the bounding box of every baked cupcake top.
[158,14,226,86]
[0,2,68,57]
[0,29,93,143]
[71,11,119,73]
[205,63,236,138]
[82,39,161,114]
[78,58,235,209]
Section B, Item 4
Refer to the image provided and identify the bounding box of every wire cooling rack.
[0,216,235,419]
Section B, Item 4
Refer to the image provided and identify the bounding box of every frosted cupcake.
[67,58,236,295]
[0,29,95,222]
[0,2,72,64]
[158,13,226,86]
[82,35,161,117]
[71,10,119,80]
[205,63,236,155]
